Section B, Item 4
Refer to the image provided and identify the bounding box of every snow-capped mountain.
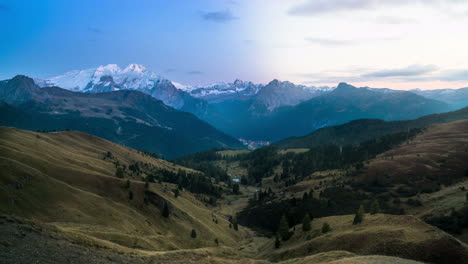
[36,64,207,113]
[183,79,264,103]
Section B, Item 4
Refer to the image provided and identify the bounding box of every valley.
[1,116,468,263]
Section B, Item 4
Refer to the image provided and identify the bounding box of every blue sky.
[1,0,468,89]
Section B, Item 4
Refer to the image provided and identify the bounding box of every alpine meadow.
[1,1,468,264]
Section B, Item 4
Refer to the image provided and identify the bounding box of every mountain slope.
[203,83,451,141]
[38,64,208,115]
[412,87,468,110]
[276,106,468,149]
[0,75,243,158]
[0,126,247,251]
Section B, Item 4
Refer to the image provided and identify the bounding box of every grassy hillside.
[2,126,467,264]
[276,106,468,149]
[259,214,468,264]
[0,127,246,252]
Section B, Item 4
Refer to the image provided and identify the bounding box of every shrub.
[321,222,331,233]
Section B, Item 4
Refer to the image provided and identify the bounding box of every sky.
[1,0,468,89]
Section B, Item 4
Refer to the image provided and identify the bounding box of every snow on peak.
[123,64,147,73]
[43,64,163,92]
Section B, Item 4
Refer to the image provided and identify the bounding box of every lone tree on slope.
[353,204,365,225]
[302,214,311,231]
[162,202,170,218]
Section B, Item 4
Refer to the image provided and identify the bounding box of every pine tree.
[173,188,180,198]
[128,191,133,200]
[275,235,281,249]
[125,179,130,189]
[214,238,219,246]
[370,199,380,215]
[353,204,365,225]
[115,167,124,178]
[232,216,239,231]
[191,229,197,238]
[302,214,311,231]
[278,215,290,241]
[233,183,240,195]
[321,222,331,233]
[162,202,170,218]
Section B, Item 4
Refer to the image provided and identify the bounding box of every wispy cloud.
[288,0,461,16]
[202,10,238,23]
[437,69,468,81]
[305,36,398,46]
[87,26,102,34]
[305,37,356,46]
[187,70,204,75]
[363,64,438,78]
[164,68,177,73]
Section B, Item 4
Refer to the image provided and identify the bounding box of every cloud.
[202,10,238,23]
[87,26,102,34]
[305,37,356,46]
[305,36,398,46]
[437,69,468,81]
[363,64,438,78]
[288,0,460,16]
[164,68,177,73]
[375,16,417,24]
[187,70,204,75]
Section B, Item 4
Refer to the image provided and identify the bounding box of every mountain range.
[35,64,468,141]
[0,75,243,158]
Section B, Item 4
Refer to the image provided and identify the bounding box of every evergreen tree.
[302,214,311,231]
[232,216,239,231]
[144,179,149,189]
[275,235,281,248]
[125,179,130,189]
[128,191,133,200]
[233,183,240,194]
[191,229,197,238]
[214,238,219,246]
[370,199,380,215]
[162,202,170,218]
[466,192,468,202]
[173,188,180,198]
[321,222,331,233]
[115,167,124,178]
[278,215,290,241]
[353,204,365,225]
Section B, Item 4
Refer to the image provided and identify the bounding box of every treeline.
[146,169,222,198]
[238,186,404,232]
[240,128,423,186]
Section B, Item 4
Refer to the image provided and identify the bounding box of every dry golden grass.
[364,120,468,182]
[0,127,247,253]
[258,214,468,263]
